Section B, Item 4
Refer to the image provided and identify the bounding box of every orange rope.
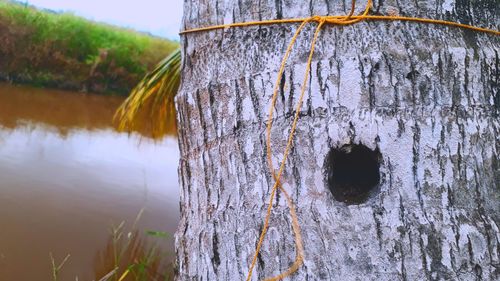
[180,1,499,280]
[180,8,499,35]
[246,19,309,281]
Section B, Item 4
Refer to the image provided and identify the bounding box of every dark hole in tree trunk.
[325,143,381,205]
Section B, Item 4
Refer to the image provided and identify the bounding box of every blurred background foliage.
[0,0,179,95]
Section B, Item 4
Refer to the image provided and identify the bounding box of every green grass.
[49,210,174,281]
[0,0,179,95]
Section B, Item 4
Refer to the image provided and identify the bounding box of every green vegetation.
[49,210,173,281]
[49,253,70,281]
[95,218,173,281]
[0,0,178,95]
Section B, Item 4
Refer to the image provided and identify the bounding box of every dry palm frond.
[114,49,181,138]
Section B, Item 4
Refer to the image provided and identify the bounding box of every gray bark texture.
[175,0,499,280]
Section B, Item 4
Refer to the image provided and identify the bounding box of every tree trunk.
[175,0,499,280]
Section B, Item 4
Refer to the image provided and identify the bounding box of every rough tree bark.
[175,0,499,280]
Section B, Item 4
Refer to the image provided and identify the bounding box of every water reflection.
[0,83,179,280]
[0,82,177,137]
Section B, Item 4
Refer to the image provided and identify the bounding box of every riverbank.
[0,0,178,95]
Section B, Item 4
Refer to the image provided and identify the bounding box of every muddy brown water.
[0,83,179,280]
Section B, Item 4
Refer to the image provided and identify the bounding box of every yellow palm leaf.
[114,49,181,138]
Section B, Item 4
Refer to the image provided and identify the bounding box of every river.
[0,83,179,280]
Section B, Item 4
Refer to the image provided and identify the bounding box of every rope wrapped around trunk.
[180,1,499,280]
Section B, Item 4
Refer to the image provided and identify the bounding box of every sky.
[25,0,183,39]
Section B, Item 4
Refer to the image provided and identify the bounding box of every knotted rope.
[180,1,499,280]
